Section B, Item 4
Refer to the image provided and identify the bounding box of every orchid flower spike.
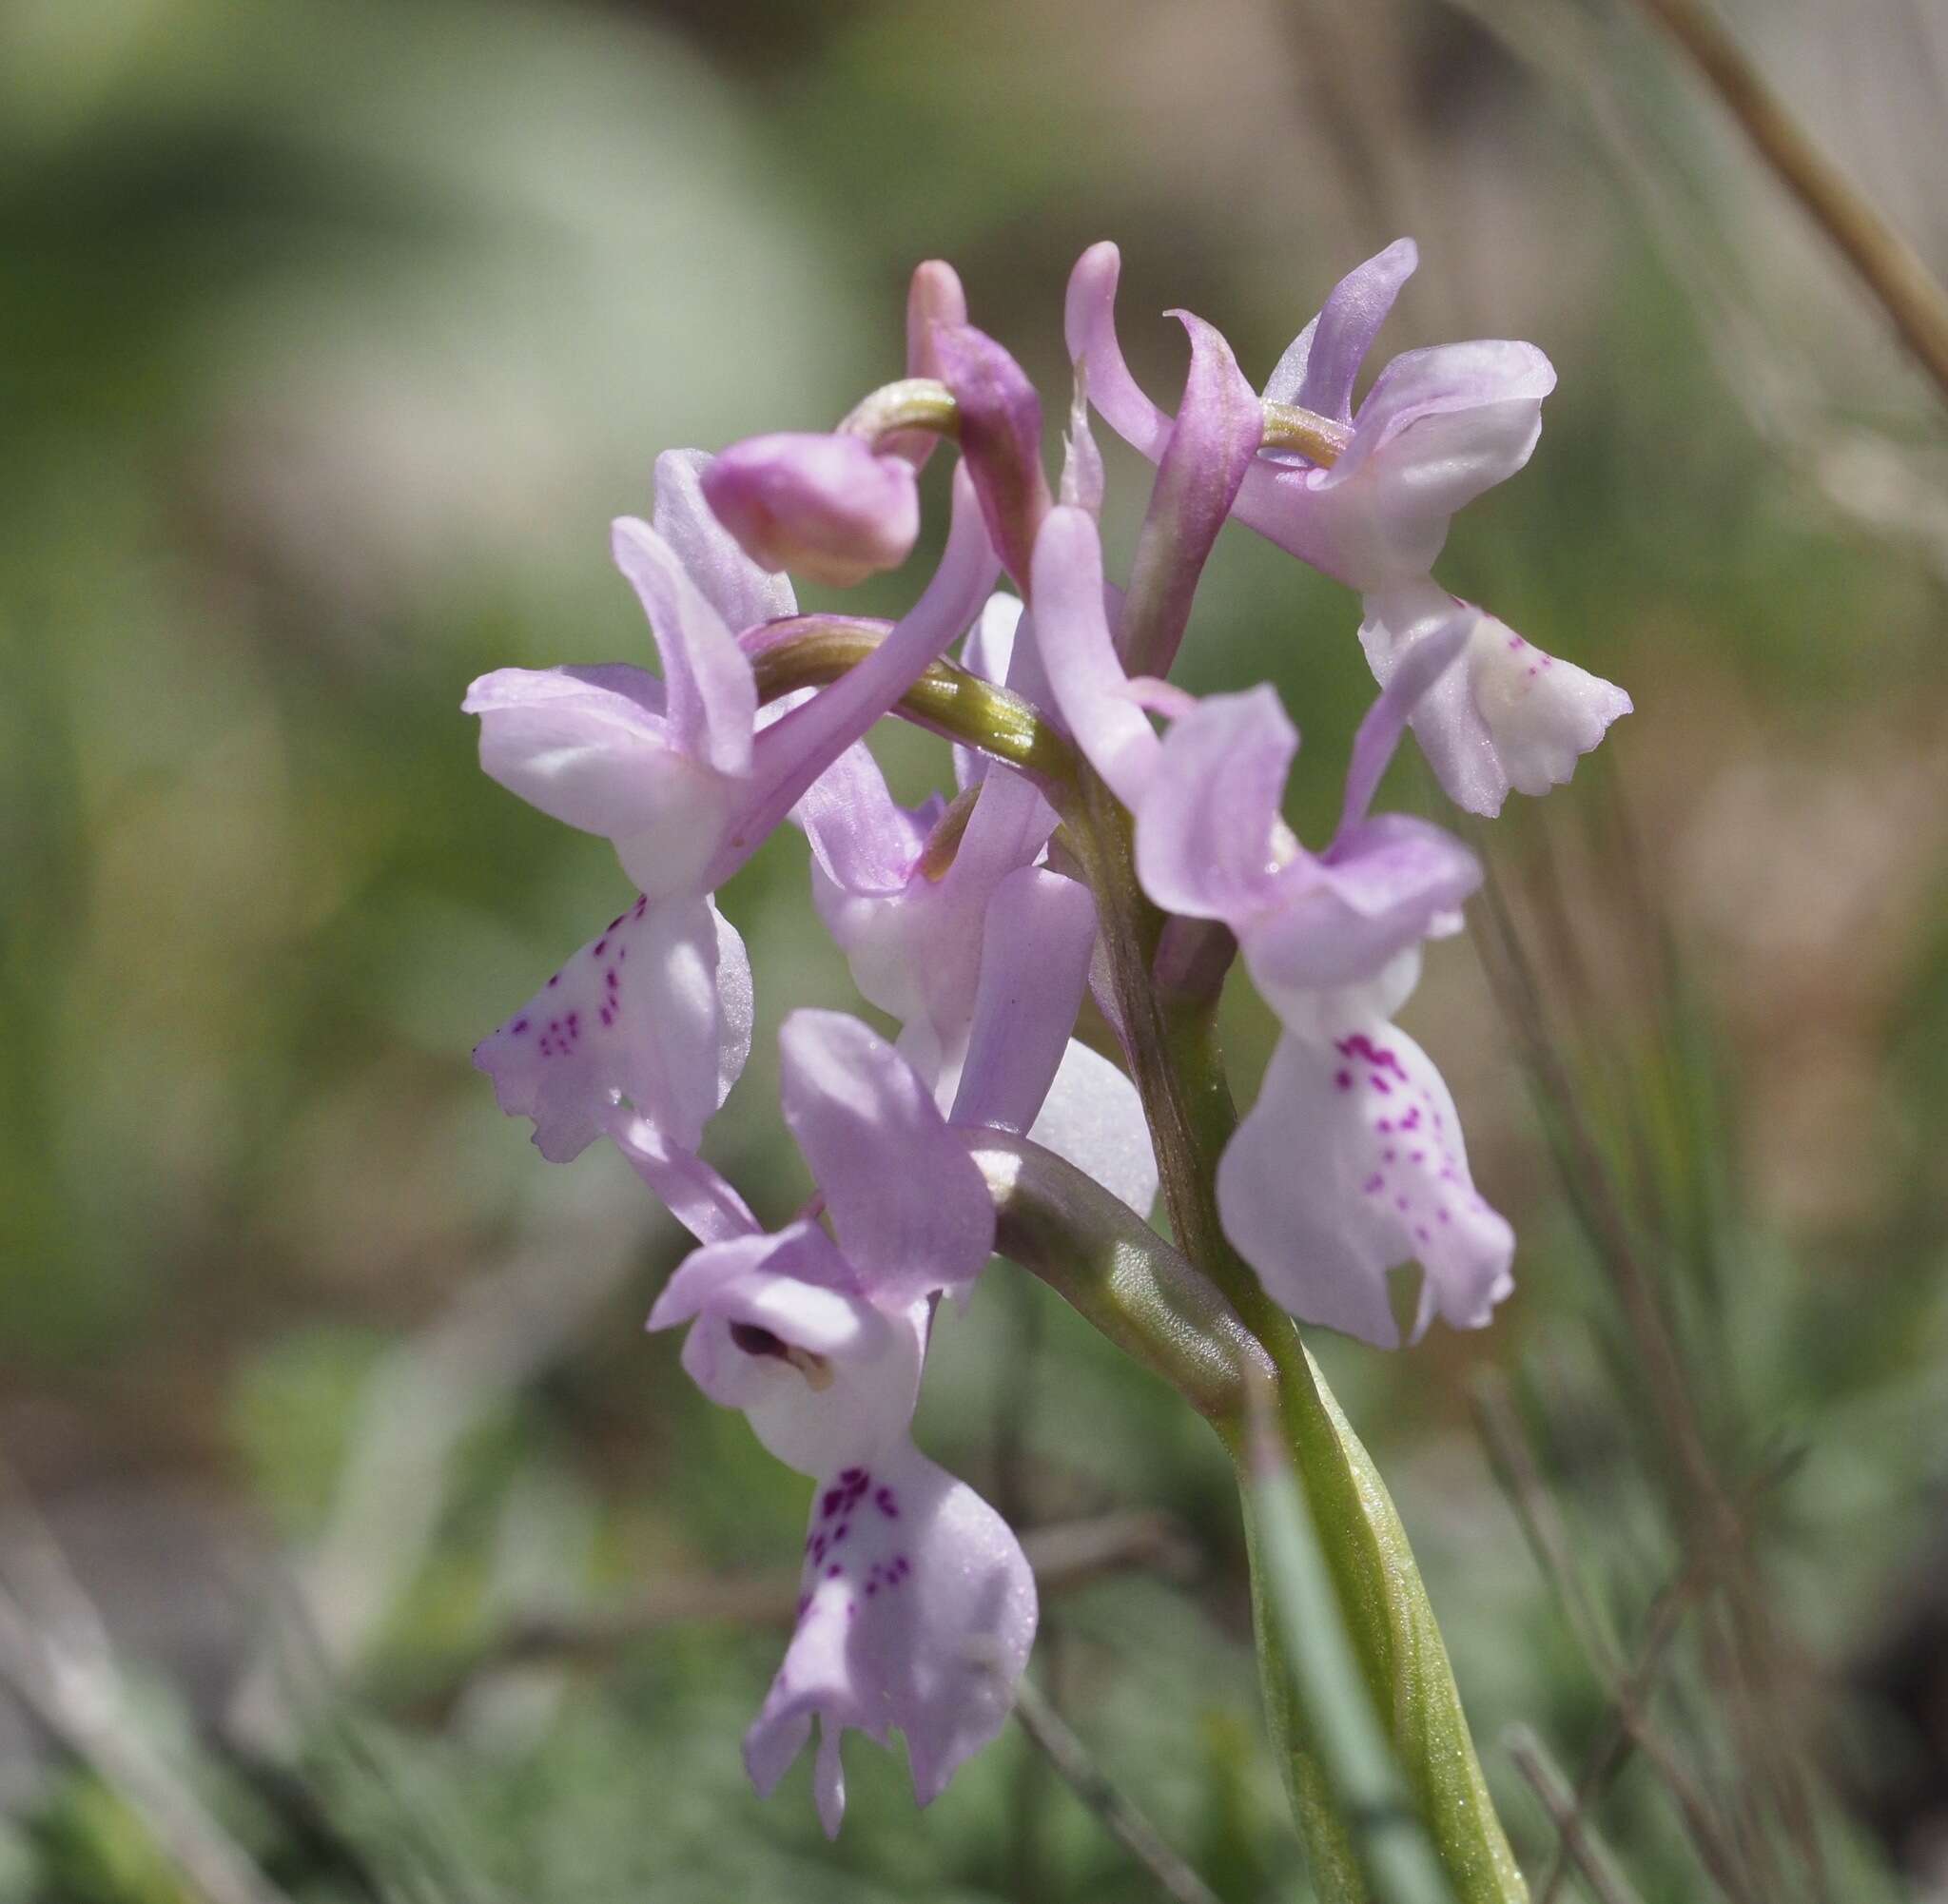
[1064,239,1629,815]
[642,1012,1034,1836]
[468,454,997,1166]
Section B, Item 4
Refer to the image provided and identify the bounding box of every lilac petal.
[779,1011,996,1305]
[1060,363,1106,515]
[725,464,999,881]
[745,1441,1037,1833]
[474,894,751,1161]
[1218,1024,1514,1347]
[1262,239,1418,425]
[1242,815,1480,1003]
[1361,586,1632,816]
[883,260,970,470]
[611,517,759,777]
[651,449,797,637]
[1234,340,1555,590]
[1134,686,1296,923]
[948,866,1097,1136]
[1032,507,1159,809]
[1336,602,1473,837]
[610,1115,759,1246]
[799,741,935,896]
[930,323,1051,593]
[1024,1040,1158,1219]
[1120,312,1262,674]
[1063,242,1174,460]
[465,666,734,895]
[814,768,1054,1101]
[651,1223,926,1476]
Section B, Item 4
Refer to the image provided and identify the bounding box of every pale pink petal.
[609,1116,759,1246]
[1032,506,1159,809]
[745,1441,1037,1834]
[1218,1024,1515,1348]
[1023,1040,1157,1220]
[465,666,730,894]
[611,517,758,776]
[1361,585,1632,816]
[948,865,1097,1137]
[1262,238,1418,424]
[779,1012,996,1306]
[473,894,750,1161]
[651,1222,926,1477]
[1133,686,1295,922]
[1062,242,1174,460]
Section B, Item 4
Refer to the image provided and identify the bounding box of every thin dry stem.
[1629,0,1948,406]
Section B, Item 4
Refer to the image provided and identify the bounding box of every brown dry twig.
[1628,0,1948,406]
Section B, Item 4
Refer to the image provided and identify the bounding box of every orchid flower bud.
[702,432,921,588]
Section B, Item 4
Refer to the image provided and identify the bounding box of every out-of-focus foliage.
[2,0,1945,1897]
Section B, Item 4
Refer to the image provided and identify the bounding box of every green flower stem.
[962,1129,1272,1426]
[749,619,1081,793]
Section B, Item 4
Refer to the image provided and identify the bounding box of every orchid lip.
[730,1320,836,1390]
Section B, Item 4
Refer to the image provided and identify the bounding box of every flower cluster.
[465,241,1628,1830]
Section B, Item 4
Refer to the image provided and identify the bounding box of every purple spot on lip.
[1371,1075,1393,1095]
[593,939,607,956]
[510,1018,528,1034]
[1334,1070,1353,1090]
[873,1486,898,1518]
[547,974,559,988]
[1362,1174,1385,1195]
[865,1583,878,1597]
[826,1564,841,1579]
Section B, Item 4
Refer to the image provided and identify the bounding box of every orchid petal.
[883,259,969,470]
[1336,601,1473,837]
[1120,311,1262,674]
[779,1011,996,1306]
[746,1441,1037,1834]
[651,449,797,636]
[1361,586,1632,816]
[610,1115,760,1246]
[948,866,1097,1136]
[474,894,750,1161]
[1063,242,1174,460]
[611,516,758,777]
[1134,686,1295,923]
[1242,816,1480,1003]
[465,666,733,896]
[1032,507,1159,809]
[1024,1040,1158,1219]
[650,1222,925,1476]
[1218,1024,1514,1348]
[798,741,936,896]
[930,324,1051,591]
[1263,239,1418,424]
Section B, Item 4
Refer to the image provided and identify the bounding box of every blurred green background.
[4,0,1946,1897]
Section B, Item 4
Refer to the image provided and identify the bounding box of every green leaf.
[1257,1344,1529,1904]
